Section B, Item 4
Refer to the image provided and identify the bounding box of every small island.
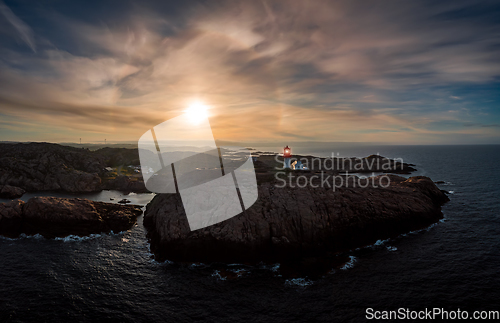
[143,152,449,273]
[0,197,142,238]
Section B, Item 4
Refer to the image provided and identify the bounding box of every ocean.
[1,145,499,322]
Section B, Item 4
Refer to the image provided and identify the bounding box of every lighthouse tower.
[283,145,292,169]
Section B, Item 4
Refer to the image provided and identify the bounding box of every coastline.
[0,143,450,277]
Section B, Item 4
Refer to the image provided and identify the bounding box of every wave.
[54,230,126,242]
[228,268,249,278]
[148,258,174,265]
[1,230,129,242]
[145,217,448,284]
[54,233,105,242]
[211,270,227,281]
[0,233,44,241]
[340,256,357,270]
[436,181,454,186]
[285,278,314,287]
[373,238,390,247]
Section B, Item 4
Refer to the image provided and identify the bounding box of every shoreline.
[0,143,450,277]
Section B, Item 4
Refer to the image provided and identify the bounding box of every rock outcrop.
[0,142,148,193]
[103,175,148,192]
[0,185,25,199]
[0,197,143,238]
[0,199,24,237]
[0,143,104,192]
[144,175,449,264]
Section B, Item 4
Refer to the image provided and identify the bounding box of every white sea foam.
[54,233,103,242]
[386,246,397,252]
[0,236,19,241]
[229,268,248,277]
[340,256,357,270]
[285,278,313,287]
[405,221,440,235]
[53,231,124,242]
[212,270,227,281]
[0,235,18,241]
[149,258,173,265]
[0,233,45,241]
[373,238,390,246]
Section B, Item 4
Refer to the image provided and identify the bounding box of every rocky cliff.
[0,143,104,192]
[144,175,449,264]
[0,142,146,193]
[0,197,142,238]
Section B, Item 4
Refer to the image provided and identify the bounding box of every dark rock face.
[0,185,25,199]
[103,175,148,192]
[0,197,143,238]
[0,142,148,193]
[0,199,24,237]
[93,147,140,167]
[0,143,104,192]
[144,175,449,264]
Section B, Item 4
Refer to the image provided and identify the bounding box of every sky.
[0,0,499,144]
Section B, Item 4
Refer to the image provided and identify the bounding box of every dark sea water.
[1,145,499,322]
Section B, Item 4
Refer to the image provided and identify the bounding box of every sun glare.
[185,102,208,125]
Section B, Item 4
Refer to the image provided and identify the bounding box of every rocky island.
[0,197,142,238]
[144,153,449,272]
[0,143,146,239]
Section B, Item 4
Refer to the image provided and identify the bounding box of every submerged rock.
[0,197,143,238]
[0,185,25,199]
[144,175,449,264]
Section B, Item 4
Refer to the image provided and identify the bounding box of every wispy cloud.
[0,0,499,143]
[0,0,35,52]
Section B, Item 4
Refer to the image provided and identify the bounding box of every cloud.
[0,0,36,52]
[0,0,499,143]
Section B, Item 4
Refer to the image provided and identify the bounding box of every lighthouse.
[283,145,292,169]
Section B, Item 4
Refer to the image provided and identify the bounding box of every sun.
[185,102,208,125]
